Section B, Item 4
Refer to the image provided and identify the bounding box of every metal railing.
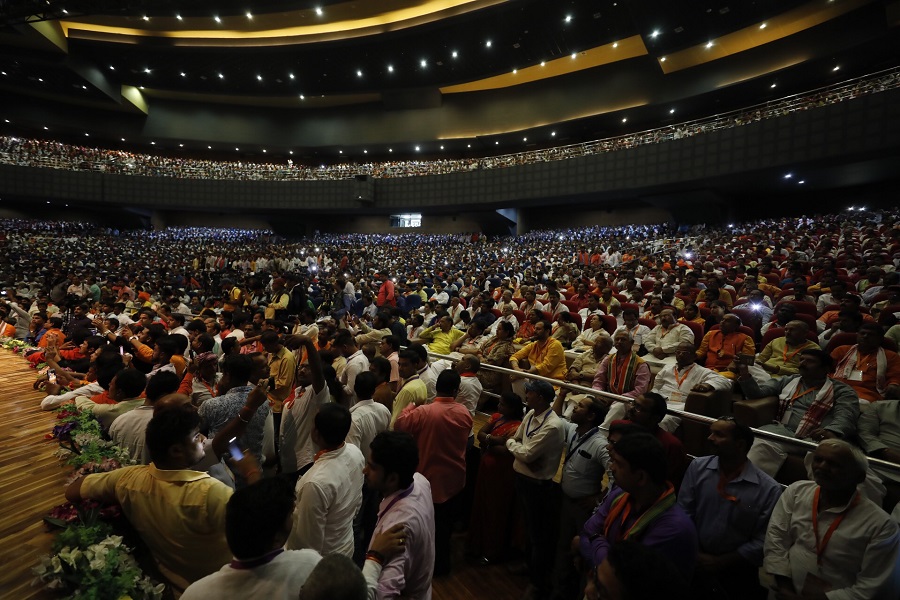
[424,349,900,475]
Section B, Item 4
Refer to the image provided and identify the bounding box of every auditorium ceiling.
[0,0,898,164]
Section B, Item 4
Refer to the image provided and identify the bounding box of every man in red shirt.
[394,370,472,576]
[376,273,396,308]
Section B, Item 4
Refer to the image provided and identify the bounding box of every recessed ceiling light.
[339,150,343,154]
[551,131,556,136]
[207,145,212,149]
[61,8,68,14]
[415,146,420,151]
[289,73,295,80]
[439,145,444,150]
[180,72,186,77]
[451,50,458,58]
[84,133,89,136]
[612,42,618,48]
[43,126,48,130]
[121,137,125,141]
[139,86,144,89]
[565,15,572,23]
[151,141,155,145]
[651,29,660,38]
[540,61,546,66]
[705,41,714,49]
[420,59,427,68]
[389,148,393,152]
[262,149,266,153]
[622,118,627,123]
[357,70,363,77]
[759,23,767,29]
[660,56,666,62]
[832,65,840,72]
[571,52,577,59]
[108,65,115,70]
[486,40,492,48]
[315,7,323,16]
[387,65,394,73]
[771,83,777,88]
[176,14,182,20]
[363,149,368,154]
[0,71,6,75]
[246,12,253,19]
[523,137,527,142]
[798,180,805,184]
[144,68,151,73]
[669,108,675,114]
[142,15,149,21]
[37,78,43,82]
[784,173,793,179]
[218,73,224,79]
[4,119,9,123]
[467,144,471,148]
[289,150,293,155]
[495,141,499,145]
[257,74,263,81]
[299,94,305,100]
[235,147,240,151]
[512,69,517,74]
[82,85,87,89]
[214,15,221,23]
[179,143,184,147]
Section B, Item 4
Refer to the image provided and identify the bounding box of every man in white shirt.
[614,308,652,355]
[454,355,483,441]
[280,337,330,476]
[287,403,365,557]
[447,296,466,325]
[764,440,900,599]
[430,283,449,307]
[334,331,370,405]
[644,309,695,366]
[577,295,604,326]
[109,371,181,465]
[651,341,732,432]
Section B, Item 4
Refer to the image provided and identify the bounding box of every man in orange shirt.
[831,324,900,402]
[37,315,66,348]
[509,319,566,398]
[696,315,755,378]
[817,294,875,331]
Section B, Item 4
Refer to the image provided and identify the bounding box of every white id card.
[848,370,864,381]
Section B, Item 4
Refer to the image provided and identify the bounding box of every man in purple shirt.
[362,431,435,600]
[579,432,698,578]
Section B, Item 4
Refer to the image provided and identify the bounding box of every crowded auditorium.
[2,1,900,600]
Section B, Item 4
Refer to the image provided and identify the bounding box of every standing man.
[335,331,370,406]
[287,403,365,557]
[506,380,566,600]
[764,440,900,599]
[262,330,296,454]
[390,350,428,427]
[394,370,472,576]
[377,273,396,308]
[362,431,435,599]
[280,336,328,478]
[679,418,783,598]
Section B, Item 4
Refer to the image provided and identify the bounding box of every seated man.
[650,341,732,432]
[74,367,147,430]
[558,336,614,419]
[643,309,694,365]
[764,440,900,599]
[579,432,698,577]
[858,396,900,483]
[756,320,820,377]
[509,318,567,397]
[695,314,755,378]
[614,308,652,355]
[678,418,783,599]
[737,349,859,478]
[819,309,863,348]
[109,371,181,464]
[417,316,465,355]
[817,293,875,332]
[594,331,651,425]
[831,323,900,403]
[760,302,797,337]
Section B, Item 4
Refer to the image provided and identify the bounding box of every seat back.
[774,300,817,316]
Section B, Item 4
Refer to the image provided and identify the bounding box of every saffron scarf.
[603,483,676,542]
[608,352,644,395]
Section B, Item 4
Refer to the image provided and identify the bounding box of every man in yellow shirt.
[756,320,820,377]
[418,316,465,355]
[509,319,566,397]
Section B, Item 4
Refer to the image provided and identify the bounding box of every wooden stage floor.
[0,350,527,600]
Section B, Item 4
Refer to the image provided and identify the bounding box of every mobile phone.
[48,369,57,384]
[228,437,244,461]
[736,354,755,366]
[119,345,124,355]
[267,376,276,391]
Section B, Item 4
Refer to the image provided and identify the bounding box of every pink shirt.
[394,397,472,503]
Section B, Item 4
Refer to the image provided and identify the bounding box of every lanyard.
[565,427,599,464]
[782,343,804,364]
[378,482,415,520]
[812,487,859,565]
[789,385,818,406]
[673,365,694,388]
[525,408,553,438]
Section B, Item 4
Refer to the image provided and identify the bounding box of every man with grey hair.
[764,439,900,599]
[644,308,695,367]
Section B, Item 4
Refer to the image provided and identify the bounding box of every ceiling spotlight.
[798,180,805,184]
[571,52,577,59]
[389,148,393,152]
[144,68,151,73]
[218,73,224,79]
[622,117,627,123]
[771,83,777,88]
[108,65,115,70]
[3,119,9,123]
[486,40,492,48]
[784,173,793,179]
[339,150,343,154]
[142,15,149,21]
[235,147,240,151]
[415,146,420,151]
[363,149,368,153]
[551,131,556,136]
[420,59,427,68]
[37,78,43,82]
[832,65,840,72]
[289,73,295,79]
[565,15,572,23]
[356,70,363,77]
[138,86,144,89]
[82,85,87,89]
[0,71,5,75]
[151,141,156,145]
[180,72,186,77]
[612,42,618,48]
[84,133,89,136]
[523,137,527,142]
[512,69,517,74]
[315,7,323,16]
[43,126,48,130]
[246,12,253,19]
[177,143,183,147]
[299,94,305,99]
[467,144,471,148]
[439,145,444,150]
[705,41,713,49]
[257,74,263,81]
[387,65,394,73]
[650,29,660,38]
[540,61,546,66]
[176,14,182,20]
[121,137,126,141]
[660,56,666,62]
[61,8,68,14]
[759,23,767,29]
[289,150,293,155]
[669,108,675,114]
[495,141,499,145]
[451,50,458,58]
[214,15,221,23]
[208,145,212,149]
[262,149,266,153]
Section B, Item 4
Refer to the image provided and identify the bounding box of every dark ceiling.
[0,0,897,166]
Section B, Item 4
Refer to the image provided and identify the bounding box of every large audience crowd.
[3,207,900,600]
[1,67,898,182]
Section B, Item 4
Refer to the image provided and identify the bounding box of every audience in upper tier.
[4,204,900,599]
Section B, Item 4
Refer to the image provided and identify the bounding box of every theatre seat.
[680,388,736,457]
[732,395,808,485]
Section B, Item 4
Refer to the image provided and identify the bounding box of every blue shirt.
[198,384,270,465]
[677,456,783,566]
